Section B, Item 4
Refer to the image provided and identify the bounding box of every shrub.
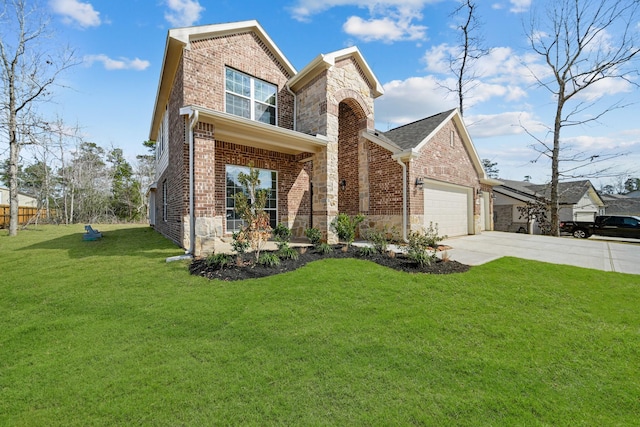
[358,246,376,257]
[406,226,444,267]
[205,253,231,269]
[304,227,322,246]
[365,228,388,254]
[277,244,299,260]
[317,242,332,255]
[233,164,272,261]
[231,231,250,256]
[331,213,365,247]
[258,252,281,267]
[423,222,447,248]
[273,223,292,248]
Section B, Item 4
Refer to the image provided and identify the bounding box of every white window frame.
[162,180,168,222]
[225,165,278,233]
[225,67,277,125]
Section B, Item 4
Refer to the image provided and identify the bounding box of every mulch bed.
[189,244,470,281]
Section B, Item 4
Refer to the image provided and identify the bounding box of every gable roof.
[288,46,384,98]
[381,109,456,150]
[150,20,295,140]
[363,109,498,185]
[495,179,605,206]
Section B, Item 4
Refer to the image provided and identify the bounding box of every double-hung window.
[225,67,277,125]
[226,165,277,233]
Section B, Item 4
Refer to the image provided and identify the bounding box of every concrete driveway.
[441,231,640,275]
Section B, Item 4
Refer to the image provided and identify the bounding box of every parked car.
[560,215,640,239]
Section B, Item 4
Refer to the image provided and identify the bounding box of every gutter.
[285,84,297,131]
[187,108,199,256]
[395,157,409,243]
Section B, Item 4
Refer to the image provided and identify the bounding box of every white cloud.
[164,0,204,27]
[290,1,435,43]
[343,14,426,42]
[49,0,100,28]
[466,111,546,138]
[84,54,150,71]
[509,0,531,13]
[374,76,456,128]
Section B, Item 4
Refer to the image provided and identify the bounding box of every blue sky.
[41,0,640,187]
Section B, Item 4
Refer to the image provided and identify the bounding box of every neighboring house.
[0,187,38,207]
[600,193,640,216]
[494,179,605,233]
[147,20,499,256]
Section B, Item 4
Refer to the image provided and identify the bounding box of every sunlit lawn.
[1,224,639,426]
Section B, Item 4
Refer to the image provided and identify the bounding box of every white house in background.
[493,179,605,234]
[0,187,38,207]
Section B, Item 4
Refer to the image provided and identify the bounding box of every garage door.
[424,182,471,237]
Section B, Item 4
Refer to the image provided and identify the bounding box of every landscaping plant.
[331,213,364,247]
[304,226,322,246]
[233,165,272,261]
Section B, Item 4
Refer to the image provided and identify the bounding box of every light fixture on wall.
[340,179,346,191]
[415,177,424,190]
[476,188,483,196]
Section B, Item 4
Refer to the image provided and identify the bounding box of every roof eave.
[180,106,327,155]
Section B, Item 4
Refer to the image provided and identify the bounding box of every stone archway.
[337,99,368,216]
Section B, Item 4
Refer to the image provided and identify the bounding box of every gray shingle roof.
[380,109,456,150]
[495,179,600,205]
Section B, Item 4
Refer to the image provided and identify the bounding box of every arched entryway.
[337,99,368,216]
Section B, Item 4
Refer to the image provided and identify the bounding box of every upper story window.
[225,67,277,125]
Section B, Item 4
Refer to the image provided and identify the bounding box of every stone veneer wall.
[295,56,378,243]
[408,120,482,233]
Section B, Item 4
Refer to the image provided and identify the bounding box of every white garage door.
[424,182,471,237]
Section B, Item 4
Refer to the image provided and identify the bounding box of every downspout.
[188,109,199,255]
[285,84,297,131]
[395,157,408,243]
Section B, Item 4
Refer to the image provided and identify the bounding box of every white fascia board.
[170,20,296,76]
[180,106,327,154]
[391,149,420,162]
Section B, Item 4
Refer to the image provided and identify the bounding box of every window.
[225,68,277,125]
[226,165,277,232]
[162,180,168,222]
[157,106,168,161]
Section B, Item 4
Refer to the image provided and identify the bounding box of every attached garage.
[423,180,473,237]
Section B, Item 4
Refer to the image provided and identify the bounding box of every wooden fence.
[0,204,48,228]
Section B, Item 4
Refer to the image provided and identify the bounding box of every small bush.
[423,222,447,248]
[406,226,445,267]
[205,253,231,269]
[365,228,388,253]
[358,246,376,257]
[304,227,322,246]
[258,252,281,267]
[331,213,365,247]
[278,244,299,260]
[317,243,332,255]
[231,231,250,255]
[273,223,292,246]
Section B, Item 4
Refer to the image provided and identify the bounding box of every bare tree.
[445,0,489,117]
[0,0,76,235]
[525,0,640,235]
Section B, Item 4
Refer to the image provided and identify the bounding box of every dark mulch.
[189,244,470,281]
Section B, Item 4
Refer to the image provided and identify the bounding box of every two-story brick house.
[148,20,498,256]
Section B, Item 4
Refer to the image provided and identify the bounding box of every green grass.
[1,224,639,426]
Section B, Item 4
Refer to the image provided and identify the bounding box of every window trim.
[162,179,168,222]
[225,165,278,234]
[224,67,278,126]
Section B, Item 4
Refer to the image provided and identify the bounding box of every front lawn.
[1,224,638,425]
